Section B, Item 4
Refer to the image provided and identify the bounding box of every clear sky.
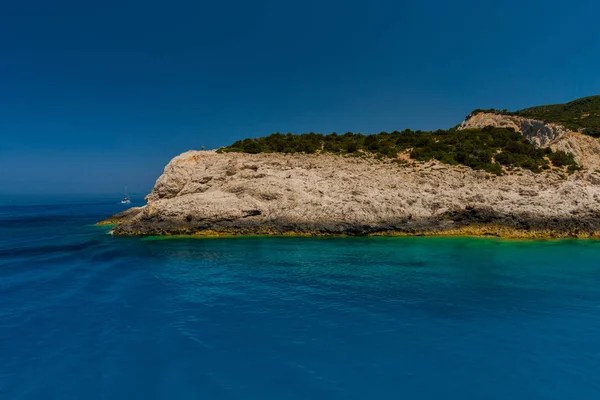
[1,0,599,194]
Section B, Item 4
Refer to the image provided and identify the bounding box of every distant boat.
[121,187,131,204]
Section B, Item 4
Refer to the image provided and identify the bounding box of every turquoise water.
[1,197,600,399]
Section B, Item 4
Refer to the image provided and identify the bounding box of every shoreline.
[98,222,600,240]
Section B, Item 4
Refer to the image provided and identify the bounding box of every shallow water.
[1,197,600,399]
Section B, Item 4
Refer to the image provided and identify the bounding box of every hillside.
[217,96,600,174]
[217,128,580,175]
[472,95,600,137]
[515,95,600,136]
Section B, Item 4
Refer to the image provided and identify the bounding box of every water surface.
[1,198,600,399]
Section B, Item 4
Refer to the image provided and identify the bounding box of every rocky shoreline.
[100,201,600,239]
[99,210,600,239]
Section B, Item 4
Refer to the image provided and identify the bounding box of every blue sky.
[1,0,598,194]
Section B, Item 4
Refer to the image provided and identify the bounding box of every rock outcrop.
[458,112,571,147]
[458,112,600,173]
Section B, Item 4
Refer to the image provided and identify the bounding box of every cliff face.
[101,111,600,238]
[103,148,600,238]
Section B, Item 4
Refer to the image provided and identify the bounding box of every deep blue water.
[1,197,600,399]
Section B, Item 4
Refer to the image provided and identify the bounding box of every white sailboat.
[121,187,131,204]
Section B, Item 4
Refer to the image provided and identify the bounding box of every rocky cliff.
[101,126,600,238]
[100,105,600,238]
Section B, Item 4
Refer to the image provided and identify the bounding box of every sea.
[1,195,600,399]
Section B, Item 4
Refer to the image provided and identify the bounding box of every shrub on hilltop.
[218,126,579,175]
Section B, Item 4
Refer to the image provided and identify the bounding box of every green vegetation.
[219,95,600,174]
[218,127,579,175]
[515,95,600,133]
[473,95,600,137]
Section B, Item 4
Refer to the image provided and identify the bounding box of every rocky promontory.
[101,99,600,238]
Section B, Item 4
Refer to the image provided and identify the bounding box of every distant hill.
[469,95,600,137]
[514,95,600,136]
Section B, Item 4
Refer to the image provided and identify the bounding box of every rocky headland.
[101,97,600,238]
